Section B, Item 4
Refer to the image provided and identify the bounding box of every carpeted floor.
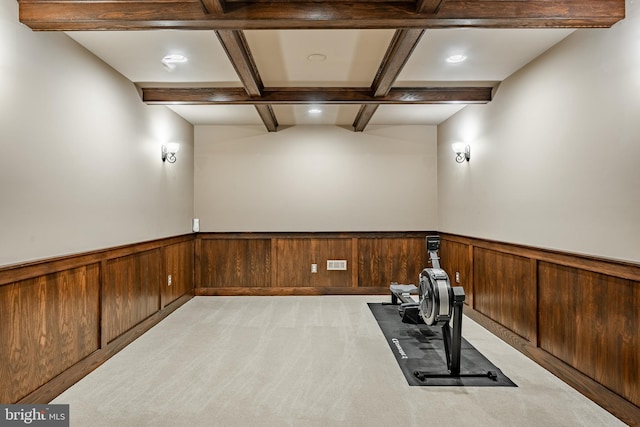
[52,296,624,426]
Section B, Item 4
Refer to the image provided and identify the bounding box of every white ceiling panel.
[272,105,362,126]
[244,30,395,87]
[398,28,574,83]
[167,105,263,126]
[370,104,467,126]
[66,30,240,84]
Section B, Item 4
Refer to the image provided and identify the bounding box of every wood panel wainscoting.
[2,230,637,423]
[0,235,195,404]
[194,232,431,295]
[439,233,640,425]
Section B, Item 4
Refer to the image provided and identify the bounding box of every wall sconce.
[452,143,470,163]
[161,143,180,163]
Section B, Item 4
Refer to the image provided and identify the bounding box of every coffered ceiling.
[18,0,625,131]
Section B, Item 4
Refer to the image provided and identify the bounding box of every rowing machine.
[389,235,469,377]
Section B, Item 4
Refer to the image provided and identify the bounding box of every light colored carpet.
[52,296,624,426]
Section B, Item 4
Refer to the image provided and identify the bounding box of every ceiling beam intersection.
[215,29,278,131]
[200,0,226,14]
[416,0,446,14]
[354,28,425,132]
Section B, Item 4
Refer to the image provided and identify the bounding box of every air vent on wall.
[327,260,347,271]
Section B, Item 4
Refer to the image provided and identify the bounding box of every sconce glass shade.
[451,143,466,154]
[162,143,180,163]
[452,143,470,163]
[166,142,180,154]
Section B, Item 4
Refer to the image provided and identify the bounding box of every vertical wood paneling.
[195,233,430,292]
[194,236,202,287]
[538,262,639,407]
[357,238,427,287]
[275,238,352,287]
[104,250,162,343]
[163,241,194,307]
[439,239,472,306]
[529,258,538,347]
[0,265,100,403]
[0,235,193,404]
[474,247,536,342]
[468,244,474,309]
[99,260,108,349]
[351,238,359,287]
[275,239,311,287]
[199,239,271,288]
[270,238,278,289]
[439,232,640,422]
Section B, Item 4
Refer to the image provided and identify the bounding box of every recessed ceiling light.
[162,54,188,71]
[162,54,188,64]
[308,108,322,114]
[307,53,327,62]
[446,54,467,64]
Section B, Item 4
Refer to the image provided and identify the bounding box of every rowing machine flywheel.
[418,268,454,326]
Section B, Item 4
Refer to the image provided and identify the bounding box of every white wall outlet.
[311,263,318,273]
[327,260,347,271]
[168,274,172,286]
[455,272,460,283]
[192,218,200,232]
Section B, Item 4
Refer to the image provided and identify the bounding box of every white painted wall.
[438,0,640,263]
[195,125,437,232]
[0,2,194,267]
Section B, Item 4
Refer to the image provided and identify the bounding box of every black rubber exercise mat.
[368,303,517,387]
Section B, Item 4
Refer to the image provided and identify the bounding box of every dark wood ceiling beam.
[416,0,446,14]
[371,29,425,97]
[353,105,379,132]
[353,105,378,132]
[200,0,226,14]
[142,87,493,105]
[215,29,278,131]
[354,28,424,131]
[19,1,625,31]
[224,0,415,2]
[215,30,263,96]
[254,105,278,132]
